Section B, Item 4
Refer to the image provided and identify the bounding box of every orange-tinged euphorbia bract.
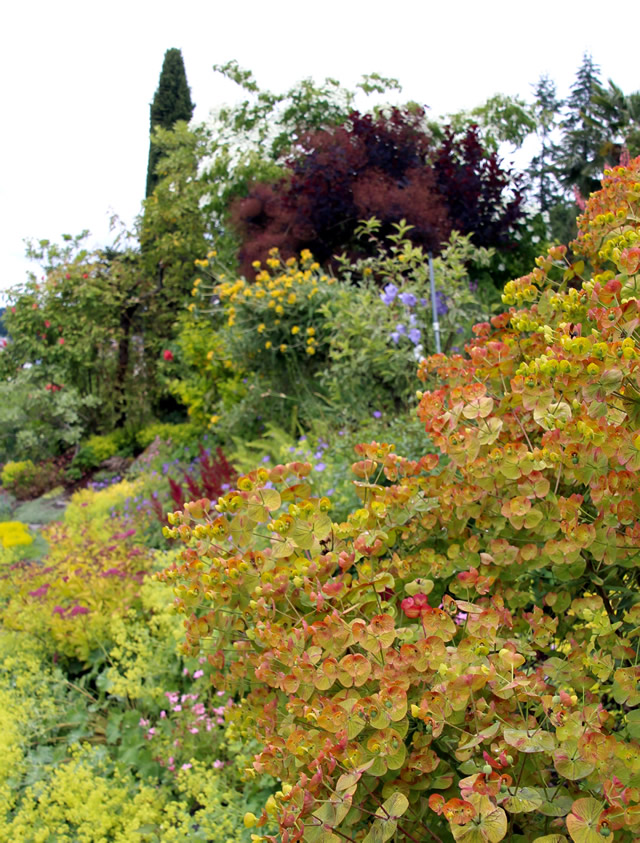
[160,159,640,842]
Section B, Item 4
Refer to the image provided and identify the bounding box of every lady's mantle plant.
[159,160,640,842]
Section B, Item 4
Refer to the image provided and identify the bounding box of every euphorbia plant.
[160,160,640,841]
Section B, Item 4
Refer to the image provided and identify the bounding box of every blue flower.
[435,291,448,317]
[389,331,401,345]
[399,292,417,307]
[372,410,382,419]
[408,328,422,344]
[314,462,326,472]
[380,283,398,305]
[395,323,406,334]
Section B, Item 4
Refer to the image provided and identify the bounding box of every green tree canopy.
[145,48,194,198]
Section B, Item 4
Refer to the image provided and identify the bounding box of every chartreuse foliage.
[0,482,266,841]
[160,159,640,842]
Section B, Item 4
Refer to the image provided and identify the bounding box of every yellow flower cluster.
[205,248,332,357]
[0,521,32,549]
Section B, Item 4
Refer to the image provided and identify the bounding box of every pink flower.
[59,337,65,345]
[163,349,174,361]
[193,669,204,679]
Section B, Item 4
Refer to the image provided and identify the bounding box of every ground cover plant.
[160,159,640,841]
[0,479,274,841]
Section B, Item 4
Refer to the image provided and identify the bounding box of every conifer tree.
[145,48,194,198]
[529,74,563,214]
[555,53,606,198]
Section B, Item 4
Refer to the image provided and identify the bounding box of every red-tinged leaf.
[442,798,476,825]
[317,703,348,733]
[378,684,407,722]
[337,653,371,687]
[280,482,311,502]
[451,794,507,842]
[368,613,396,648]
[566,797,606,842]
[612,666,640,705]
[336,759,374,791]
[281,674,299,694]
[429,793,446,814]
[462,395,494,420]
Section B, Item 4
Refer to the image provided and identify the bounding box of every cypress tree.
[145,48,194,198]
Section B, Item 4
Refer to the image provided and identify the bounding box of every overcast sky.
[2,0,638,298]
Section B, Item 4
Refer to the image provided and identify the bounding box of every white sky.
[2,0,638,298]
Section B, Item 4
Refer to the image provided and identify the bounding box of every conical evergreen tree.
[555,53,606,198]
[529,74,563,214]
[145,48,194,198]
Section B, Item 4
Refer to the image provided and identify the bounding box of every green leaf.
[502,787,543,813]
[626,708,640,738]
[362,792,409,843]
[258,487,281,511]
[312,794,352,827]
[503,728,555,753]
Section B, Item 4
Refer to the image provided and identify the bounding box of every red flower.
[163,349,174,361]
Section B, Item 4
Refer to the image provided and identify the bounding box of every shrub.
[0,459,59,500]
[1,460,35,489]
[72,430,133,470]
[0,368,100,463]
[230,110,524,276]
[185,227,495,435]
[135,422,200,451]
[160,159,640,841]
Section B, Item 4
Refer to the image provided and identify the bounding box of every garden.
[1,52,640,842]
